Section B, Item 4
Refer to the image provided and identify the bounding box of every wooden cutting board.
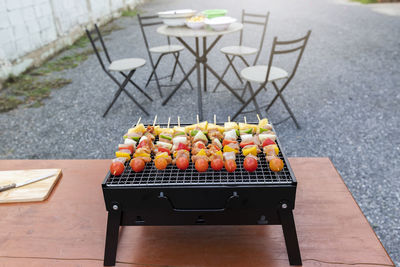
[0,169,62,203]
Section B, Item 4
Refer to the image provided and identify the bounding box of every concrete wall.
[0,0,140,83]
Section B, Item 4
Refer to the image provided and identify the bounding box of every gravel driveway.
[0,0,399,264]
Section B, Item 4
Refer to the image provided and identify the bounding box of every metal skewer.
[178,116,180,127]
[214,114,216,125]
[244,116,247,124]
[196,114,199,125]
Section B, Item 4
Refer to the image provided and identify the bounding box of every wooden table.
[0,159,394,267]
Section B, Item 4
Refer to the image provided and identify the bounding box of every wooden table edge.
[324,157,395,267]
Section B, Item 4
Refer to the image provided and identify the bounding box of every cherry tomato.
[262,138,276,147]
[110,161,124,176]
[211,158,224,171]
[176,157,189,170]
[244,157,258,172]
[224,159,237,173]
[130,158,145,172]
[155,158,168,170]
[269,158,284,172]
[195,158,208,172]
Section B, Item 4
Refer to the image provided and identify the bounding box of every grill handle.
[158,191,239,212]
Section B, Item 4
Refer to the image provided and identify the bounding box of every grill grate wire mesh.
[105,122,294,187]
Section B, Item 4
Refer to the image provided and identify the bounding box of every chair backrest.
[137,14,171,69]
[137,14,171,49]
[239,10,270,65]
[265,30,312,84]
[86,24,112,71]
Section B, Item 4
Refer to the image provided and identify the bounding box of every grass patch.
[0,75,71,112]
[121,8,139,17]
[351,0,377,3]
[70,35,90,49]
[0,19,124,113]
[0,96,23,113]
[31,49,94,76]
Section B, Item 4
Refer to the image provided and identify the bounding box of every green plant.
[122,8,139,17]
[351,0,377,3]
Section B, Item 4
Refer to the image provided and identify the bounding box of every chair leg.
[122,87,149,116]
[145,54,165,98]
[175,53,194,90]
[272,81,300,129]
[237,55,250,67]
[265,94,279,113]
[241,81,249,98]
[162,64,197,106]
[103,88,123,117]
[103,71,134,117]
[232,83,266,120]
[247,82,262,116]
[212,56,234,92]
[230,62,244,85]
[104,70,149,117]
[119,72,153,102]
[129,80,153,102]
[212,55,243,93]
[145,56,160,88]
[170,53,179,81]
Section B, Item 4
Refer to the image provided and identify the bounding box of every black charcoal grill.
[102,123,301,266]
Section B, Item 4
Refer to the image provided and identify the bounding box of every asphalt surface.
[1,0,399,264]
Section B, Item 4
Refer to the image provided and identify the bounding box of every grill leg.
[104,209,122,266]
[278,207,302,265]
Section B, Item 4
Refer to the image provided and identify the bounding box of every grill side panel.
[103,186,296,226]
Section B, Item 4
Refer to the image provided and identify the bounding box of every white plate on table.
[158,9,196,18]
[205,16,237,31]
[158,9,196,26]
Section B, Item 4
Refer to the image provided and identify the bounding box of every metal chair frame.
[232,30,312,129]
[213,10,270,92]
[137,14,194,98]
[86,24,151,117]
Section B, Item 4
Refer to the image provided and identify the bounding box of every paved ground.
[1,0,399,264]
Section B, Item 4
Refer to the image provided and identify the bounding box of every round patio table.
[157,22,244,120]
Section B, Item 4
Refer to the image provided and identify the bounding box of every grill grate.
[105,124,294,187]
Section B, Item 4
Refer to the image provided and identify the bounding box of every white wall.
[0,0,139,82]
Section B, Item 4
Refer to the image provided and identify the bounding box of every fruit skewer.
[110,117,142,176]
[130,116,155,172]
[222,116,239,172]
[172,116,191,170]
[208,115,224,171]
[190,115,210,172]
[241,116,260,172]
[256,115,284,172]
[154,117,173,170]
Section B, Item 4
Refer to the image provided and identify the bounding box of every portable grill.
[102,122,301,266]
